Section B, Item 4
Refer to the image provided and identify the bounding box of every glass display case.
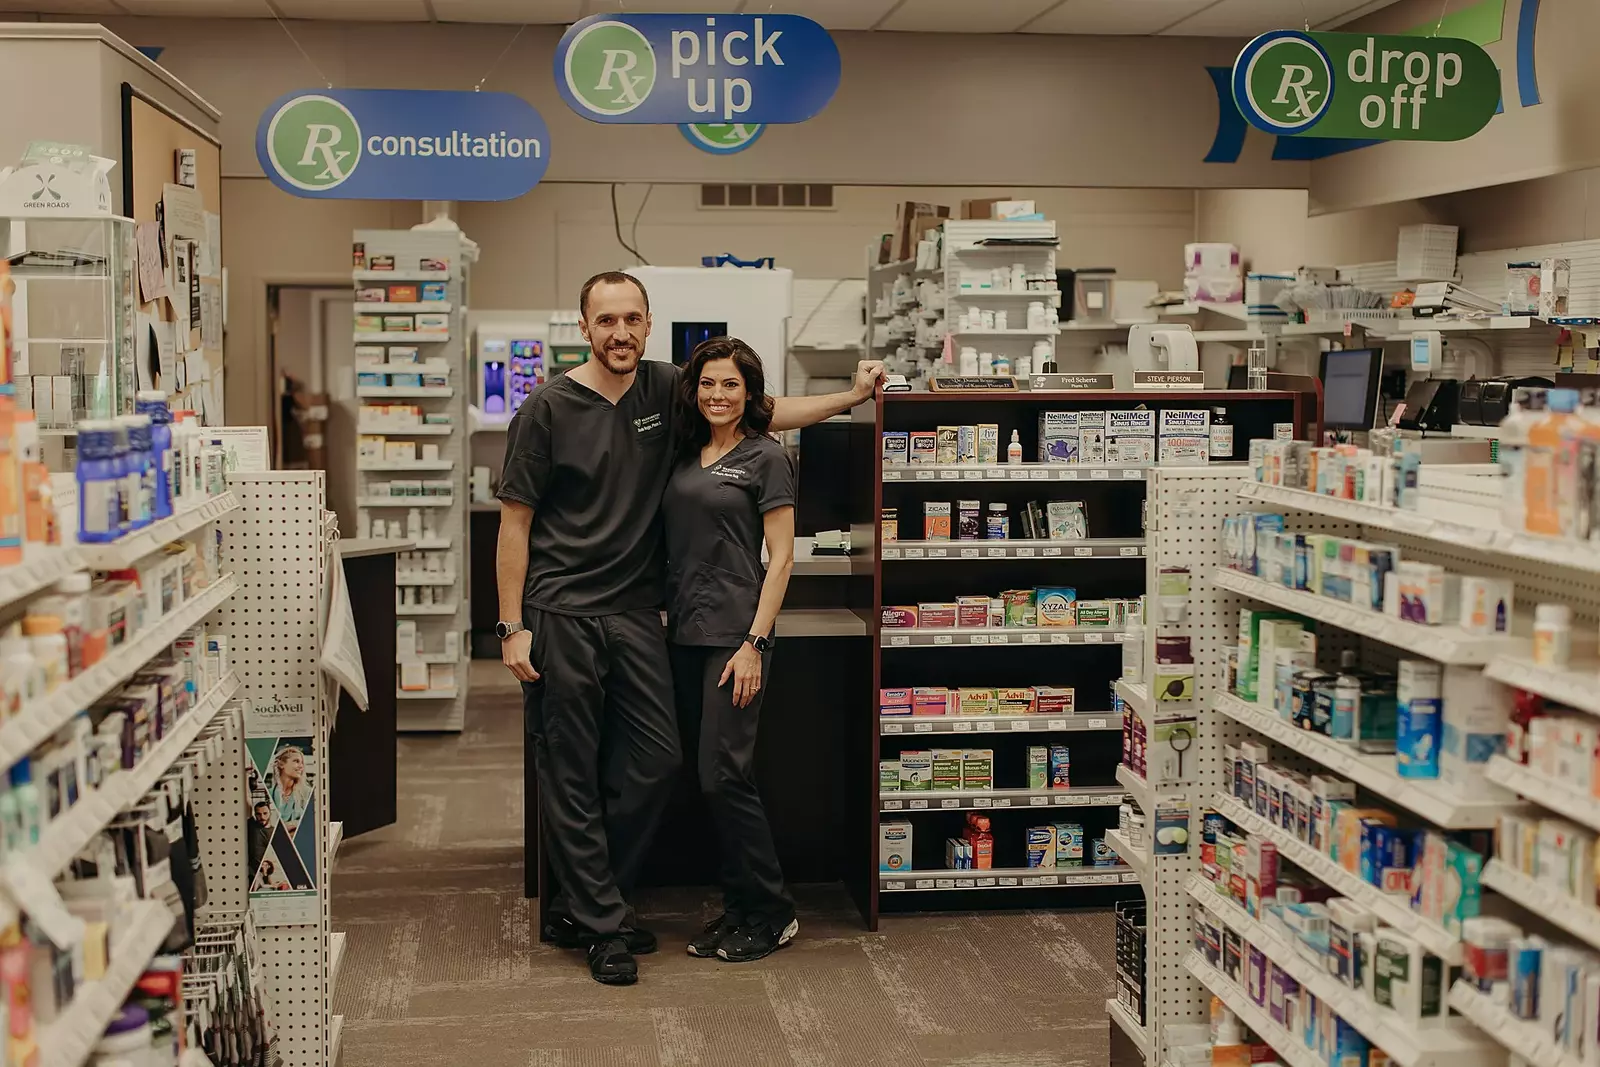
[2,215,137,430]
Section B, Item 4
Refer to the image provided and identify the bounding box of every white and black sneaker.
[687,912,742,958]
[716,918,798,963]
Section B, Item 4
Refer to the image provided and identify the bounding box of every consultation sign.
[255,88,551,201]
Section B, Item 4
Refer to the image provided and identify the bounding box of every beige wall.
[1195,189,1450,269]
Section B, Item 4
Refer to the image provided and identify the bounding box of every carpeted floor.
[332,664,1118,1066]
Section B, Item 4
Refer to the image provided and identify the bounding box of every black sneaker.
[545,916,658,955]
[716,918,798,963]
[587,937,638,985]
[687,912,742,958]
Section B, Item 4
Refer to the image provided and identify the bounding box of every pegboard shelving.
[1185,953,1320,1067]
[39,900,175,1067]
[1485,754,1600,834]
[0,543,82,611]
[1108,996,1152,1061]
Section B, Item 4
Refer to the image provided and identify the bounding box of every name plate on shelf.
[1030,373,1114,391]
[928,376,1020,392]
[1133,371,1205,389]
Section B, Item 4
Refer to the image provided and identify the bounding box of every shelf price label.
[883,799,903,810]
[1016,547,1035,557]
[987,547,1006,557]
[890,635,909,646]
[961,547,979,558]
[940,470,959,480]
[1085,633,1104,643]
[977,721,996,733]
[1075,546,1092,557]
[1087,718,1108,729]
[913,722,933,733]
[927,547,947,558]
[972,797,992,807]
[883,722,904,734]
[991,633,1010,644]
[963,470,982,480]
[1044,547,1062,557]
[1030,795,1048,806]
[1009,469,1029,481]
[933,634,953,645]
[909,798,928,809]
[1121,546,1140,556]
[970,635,989,645]
[1020,633,1040,644]
[1091,469,1109,480]
[940,797,959,809]
[954,722,973,732]
[1047,719,1068,730]
[883,548,901,559]
[905,548,925,558]
[916,470,934,481]
[986,469,1005,480]
[1011,720,1031,731]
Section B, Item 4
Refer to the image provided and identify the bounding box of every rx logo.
[564,20,657,116]
[1234,31,1335,135]
[678,122,766,154]
[265,95,362,192]
[28,174,62,203]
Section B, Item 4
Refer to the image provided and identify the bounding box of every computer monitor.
[1319,348,1385,431]
[1227,363,1248,390]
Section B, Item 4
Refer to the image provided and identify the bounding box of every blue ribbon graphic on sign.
[555,13,840,125]
[255,88,550,201]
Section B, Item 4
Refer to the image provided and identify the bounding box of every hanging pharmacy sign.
[1231,30,1499,140]
[555,14,840,124]
[255,88,550,201]
[679,122,766,154]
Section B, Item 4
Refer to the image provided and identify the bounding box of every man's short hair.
[580,271,650,319]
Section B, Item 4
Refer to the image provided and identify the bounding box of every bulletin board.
[121,84,225,423]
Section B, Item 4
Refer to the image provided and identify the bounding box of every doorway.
[268,284,358,527]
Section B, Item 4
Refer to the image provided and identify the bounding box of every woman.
[269,745,312,834]
[663,336,798,964]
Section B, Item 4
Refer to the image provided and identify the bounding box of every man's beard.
[597,343,641,375]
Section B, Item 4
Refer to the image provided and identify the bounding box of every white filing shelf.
[1107,996,1151,1062]
[1187,876,1500,1067]
[329,930,348,997]
[76,491,240,570]
[357,496,455,508]
[353,269,449,282]
[1481,859,1600,954]
[1448,981,1583,1067]
[0,544,83,612]
[0,575,239,778]
[880,786,1123,813]
[356,386,455,399]
[355,423,455,436]
[1211,568,1513,665]
[38,900,175,1067]
[1211,793,1464,963]
[353,332,450,343]
[353,301,452,313]
[1485,754,1600,833]
[1212,693,1510,829]
[357,460,455,472]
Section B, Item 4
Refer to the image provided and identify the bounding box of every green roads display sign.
[1232,30,1499,140]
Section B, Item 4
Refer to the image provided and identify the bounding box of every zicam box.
[880,820,913,872]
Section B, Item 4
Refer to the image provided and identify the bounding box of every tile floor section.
[332,664,1118,1066]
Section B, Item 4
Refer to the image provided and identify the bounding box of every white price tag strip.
[1088,718,1108,729]
[916,470,934,481]
[1048,719,1068,730]
[1044,547,1062,556]
[4,860,86,948]
[1091,469,1109,480]
[913,722,933,733]
[910,799,928,809]
[961,548,979,558]
[1011,720,1030,731]
[884,723,904,734]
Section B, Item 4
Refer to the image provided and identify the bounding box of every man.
[496,270,881,986]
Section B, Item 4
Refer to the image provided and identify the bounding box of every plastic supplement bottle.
[75,421,120,544]
[135,390,174,519]
[119,414,153,531]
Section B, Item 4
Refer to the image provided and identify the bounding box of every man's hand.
[502,629,539,683]
[851,360,886,404]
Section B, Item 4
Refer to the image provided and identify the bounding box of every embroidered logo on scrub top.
[710,465,746,479]
[633,412,663,433]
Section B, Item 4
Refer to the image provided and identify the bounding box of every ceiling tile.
[1163,0,1394,35]
[114,0,282,14]
[876,0,1061,33]
[432,0,579,21]
[580,0,742,12]
[274,0,428,18]
[0,0,122,10]
[1023,0,1210,35]
[755,0,898,31]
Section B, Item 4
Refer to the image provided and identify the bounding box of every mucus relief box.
[879,820,912,872]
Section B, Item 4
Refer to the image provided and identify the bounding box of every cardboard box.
[880,820,913,872]
[898,201,950,260]
[960,197,1013,220]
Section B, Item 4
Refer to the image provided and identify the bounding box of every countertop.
[338,537,416,558]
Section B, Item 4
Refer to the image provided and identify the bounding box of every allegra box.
[881,606,918,628]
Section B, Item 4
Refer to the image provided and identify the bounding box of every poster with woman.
[245,735,320,925]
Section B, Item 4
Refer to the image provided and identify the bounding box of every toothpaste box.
[1038,411,1079,463]
[1077,411,1107,464]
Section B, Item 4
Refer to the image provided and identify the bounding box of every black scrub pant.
[522,607,681,938]
[669,641,795,930]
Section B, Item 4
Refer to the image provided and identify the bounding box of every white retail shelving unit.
[353,228,472,732]
[879,712,1121,736]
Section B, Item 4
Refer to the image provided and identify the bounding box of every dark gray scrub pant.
[669,641,796,929]
[521,607,681,937]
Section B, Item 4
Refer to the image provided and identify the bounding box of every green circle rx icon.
[266,95,362,192]
[1234,31,1335,135]
[679,123,766,154]
[564,20,657,117]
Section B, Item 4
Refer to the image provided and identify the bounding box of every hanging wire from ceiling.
[473,23,530,91]
[1433,0,1452,36]
[262,1,333,89]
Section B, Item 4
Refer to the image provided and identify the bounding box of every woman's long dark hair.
[675,336,775,457]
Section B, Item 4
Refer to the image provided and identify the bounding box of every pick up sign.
[554,13,841,125]
[1232,30,1499,141]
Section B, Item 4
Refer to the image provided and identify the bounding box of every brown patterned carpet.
[332,666,1118,1067]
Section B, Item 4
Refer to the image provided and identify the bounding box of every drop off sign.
[1232,30,1499,141]
[554,13,841,125]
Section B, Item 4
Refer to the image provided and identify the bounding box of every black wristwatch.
[496,621,526,640]
[745,633,772,653]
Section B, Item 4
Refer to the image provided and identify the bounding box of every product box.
[1049,745,1071,789]
[931,749,965,791]
[880,688,912,716]
[1159,409,1211,436]
[1038,411,1079,463]
[909,431,937,465]
[913,687,951,716]
[1075,600,1112,628]
[1054,823,1084,867]
[962,750,993,790]
[956,595,990,628]
[958,687,997,716]
[420,282,448,302]
[1439,667,1511,790]
[881,606,918,628]
[1373,930,1448,1026]
[357,435,386,462]
[899,751,932,791]
[1092,837,1119,867]
[387,283,419,303]
[1397,660,1443,779]
[880,820,913,872]
[882,431,909,466]
[935,426,959,465]
[1026,826,1056,868]
[1046,501,1088,541]
[1036,685,1075,715]
[414,313,449,334]
[879,761,900,793]
[1037,587,1078,627]
[1108,409,1155,438]
[996,687,1036,715]
[1457,576,1514,636]
[924,501,952,540]
[1028,746,1049,790]
[1077,411,1107,464]
[382,315,415,332]
[1159,435,1209,466]
[957,425,977,464]
[917,601,957,628]
[1002,589,1036,628]
[977,424,1000,465]
[1107,436,1155,465]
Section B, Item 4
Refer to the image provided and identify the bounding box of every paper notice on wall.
[152,318,177,392]
[161,182,203,254]
[200,278,222,348]
[202,211,221,279]
[135,311,155,392]
[184,349,208,387]
[202,426,269,473]
[170,241,194,352]
[136,221,168,303]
